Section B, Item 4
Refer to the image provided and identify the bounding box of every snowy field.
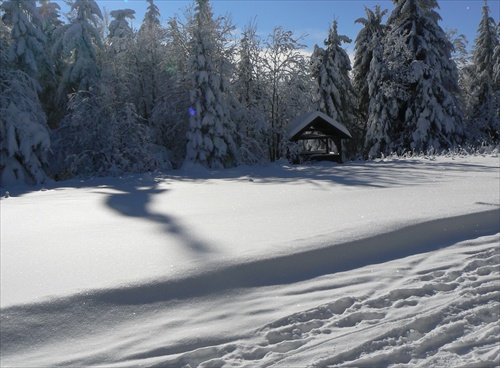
[1,154,499,367]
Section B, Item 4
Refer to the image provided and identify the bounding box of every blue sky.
[56,0,499,52]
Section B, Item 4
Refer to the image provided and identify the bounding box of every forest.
[1,0,499,186]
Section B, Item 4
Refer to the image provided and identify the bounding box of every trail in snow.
[1,229,498,367]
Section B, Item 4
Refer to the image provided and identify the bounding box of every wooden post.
[334,138,342,163]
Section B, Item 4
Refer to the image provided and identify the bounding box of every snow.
[1,155,499,367]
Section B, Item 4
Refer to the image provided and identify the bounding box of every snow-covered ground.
[1,154,499,367]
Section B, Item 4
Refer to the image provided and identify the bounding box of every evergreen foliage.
[0,49,50,186]
[353,6,388,126]
[311,20,358,156]
[0,0,48,82]
[51,86,153,178]
[368,0,464,155]
[232,21,268,163]
[108,8,135,53]
[185,0,239,168]
[52,0,103,100]
[467,0,500,143]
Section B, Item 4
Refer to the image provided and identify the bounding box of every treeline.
[1,0,499,186]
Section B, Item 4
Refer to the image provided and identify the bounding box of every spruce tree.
[185,0,238,168]
[135,0,166,121]
[1,0,47,83]
[380,0,463,154]
[311,20,357,154]
[364,39,397,157]
[0,48,50,186]
[468,0,500,142]
[52,0,103,99]
[38,0,63,128]
[108,9,135,53]
[233,21,267,163]
[0,0,51,186]
[353,6,388,126]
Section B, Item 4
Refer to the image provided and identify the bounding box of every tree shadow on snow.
[102,182,212,254]
[169,158,500,189]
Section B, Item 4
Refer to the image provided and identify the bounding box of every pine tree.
[380,0,463,154]
[364,39,397,157]
[311,20,357,154]
[135,0,166,121]
[51,84,154,178]
[0,48,50,186]
[353,6,388,125]
[37,0,63,128]
[467,0,500,143]
[38,0,63,35]
[139,0,161,35]
[108,9,135,53]
[185,0,238,168]
[52,0,103,100]
[0,0,48,83]
[0,0,52,186]
[232,21,267,163]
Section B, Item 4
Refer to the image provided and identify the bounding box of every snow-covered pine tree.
[108,9,135,53]
[232,21,268,163]
[101,9,136,108]
[50,84,154,178]
[52,0,103,100]
[382,0,463,154]
[353,6,388,126]
[494,40,500,88]
[185,0,239,168]
[467,0,500,143]
[0,47,50,186]
[139,0,161,35]
[310,20,357,154]
[0,0,48,85]
[134,0,166,122]
[37,0,63,128]
[364,38,398,157]
[38,0,63,35]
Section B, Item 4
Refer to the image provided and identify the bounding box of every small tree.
[51,85,153,178]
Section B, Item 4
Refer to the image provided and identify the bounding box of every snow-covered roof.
[286,111,352,140]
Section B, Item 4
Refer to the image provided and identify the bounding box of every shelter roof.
[286,111,352,140]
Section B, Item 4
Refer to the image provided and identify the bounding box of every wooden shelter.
[286,111,352,163]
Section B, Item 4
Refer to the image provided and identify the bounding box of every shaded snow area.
[1,156,499,367]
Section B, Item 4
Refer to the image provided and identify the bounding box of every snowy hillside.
[1,155,499,367]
